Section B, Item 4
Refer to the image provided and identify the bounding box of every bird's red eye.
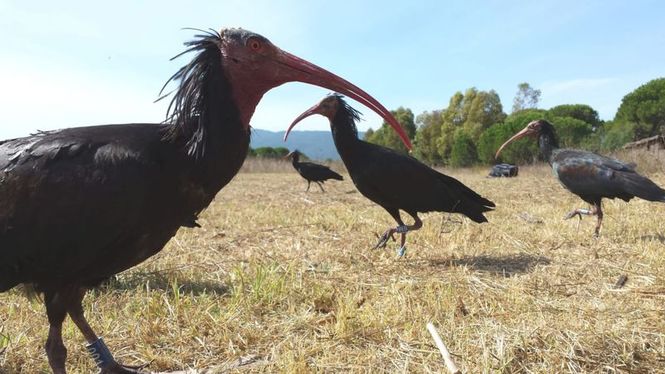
[249,39,261,51]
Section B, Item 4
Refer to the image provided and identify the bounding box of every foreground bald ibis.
[496,119,665,236]
[0,29,407,374]
[285,95,495,256]
[286,150,343,192]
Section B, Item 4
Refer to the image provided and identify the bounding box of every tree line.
[365,78,665,166]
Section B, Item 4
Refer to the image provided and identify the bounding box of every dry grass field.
[1,157,665,373]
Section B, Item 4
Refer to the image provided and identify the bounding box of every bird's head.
[217,28,407,135]
[283,94,412,149]
[284,150,301,160]
[495,119,554,159]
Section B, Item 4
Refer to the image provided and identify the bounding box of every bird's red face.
[494,120,542,159]
[220,28,411,149]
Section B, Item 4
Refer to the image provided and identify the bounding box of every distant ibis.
[286,150,343,192]
[0,28,407,374]
[285,95,495,256]
[496,119,665,236]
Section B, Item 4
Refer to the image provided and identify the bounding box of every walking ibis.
[284,95,495,256]
[286,150,343,192]
[0,28,408,373]
[495,119,665,236]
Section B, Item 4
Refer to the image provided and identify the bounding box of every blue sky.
[1,0,664,139]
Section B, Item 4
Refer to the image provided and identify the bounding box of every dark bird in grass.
[286,150,343,192]
[495,119,665,236]
[0,28,408,374]
[285,95,495,256]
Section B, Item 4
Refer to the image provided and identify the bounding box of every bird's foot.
[100,361,151,374]
[396,245,407,258]
[373,229,396,249]
[564,208,591,220]
[88,338,150,374]
[564,211,580,220]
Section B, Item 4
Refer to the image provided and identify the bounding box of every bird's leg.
[564,202,603,237]
[373,227,397,249]
[306,181,311,192]
[395,214,423,257]
[564,207,594,220]
[317,182,325,193]
[373,211,423,257]
[374,210,402,250]
[593,202,603,237]
[44,291,69,374]
[67,288,148,374]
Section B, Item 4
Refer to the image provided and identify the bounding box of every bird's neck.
[172,84,250,195]
[291,156,299,167]
[330,113,361,160]
[538,133,559,163]
[229,86,266,130]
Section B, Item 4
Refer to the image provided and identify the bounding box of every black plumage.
[286,150,343,192]
[496,119,665,236]
[1,28,410,374]
[285,95,495,256]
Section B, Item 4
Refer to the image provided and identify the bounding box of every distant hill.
[250,129,364,160]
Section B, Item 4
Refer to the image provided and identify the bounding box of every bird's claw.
[373,229,395,249]
[100,361,151,374]
[564,211,581,220]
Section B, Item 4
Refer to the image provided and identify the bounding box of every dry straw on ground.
[1,157,664,373]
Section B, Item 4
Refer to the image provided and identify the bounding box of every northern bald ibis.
[286,150,343,192]
[285,95,495,256]
[0,29,407,373]
[496,119,665,236]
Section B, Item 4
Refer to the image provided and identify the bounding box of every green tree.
[365,107,416,153]
[449,129,477,167]
[544,116,593,148]
[614,77,665,139]
[434,87,506,163]
[548,104,601,128]
[252,146,290,158]
[413,110,443,164]
[512,82,541,113]
[480,109,545,164]
[476,124,510,164]
[600,120,635,151]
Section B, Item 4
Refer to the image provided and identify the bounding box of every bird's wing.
[348,142,493,222]
[552,149,665,202]
[299,161,343,180]
[0,124,181,290]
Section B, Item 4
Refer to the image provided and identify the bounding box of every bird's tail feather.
[437,173,495,223]
[331,171,344,180]
[619,172,665,202]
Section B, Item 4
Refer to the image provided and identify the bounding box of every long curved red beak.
[276,50,412,150]
[283,103,323,142]
[495,125,537,159]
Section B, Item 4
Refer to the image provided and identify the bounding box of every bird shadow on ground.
[97,271,229,296]
[426,253,551,277]
[639,233,665,244]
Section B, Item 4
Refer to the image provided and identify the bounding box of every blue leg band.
[395,225,409,234]
[86,337,115,369]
